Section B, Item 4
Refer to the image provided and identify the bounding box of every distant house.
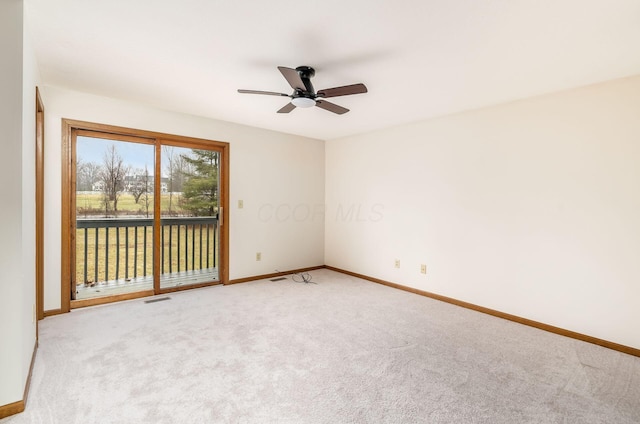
[123,174,169,193]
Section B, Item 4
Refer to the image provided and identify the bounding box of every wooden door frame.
[35,87,44,322]
[61,119,230,311]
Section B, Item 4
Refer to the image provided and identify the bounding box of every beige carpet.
[3,269,639,423]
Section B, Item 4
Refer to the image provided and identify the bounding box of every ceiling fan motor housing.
[295,66,316,97]
[295,66,315,78]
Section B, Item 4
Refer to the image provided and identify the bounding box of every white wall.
[21,1,39,398]
[326,75,640,349]
[0,0,38,408]
[41,86,325,311]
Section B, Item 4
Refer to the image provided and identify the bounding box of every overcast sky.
[77,136,155,174]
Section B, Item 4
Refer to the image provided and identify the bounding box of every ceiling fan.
[238,66,367,115]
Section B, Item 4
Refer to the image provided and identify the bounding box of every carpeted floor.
[3,269,639,423]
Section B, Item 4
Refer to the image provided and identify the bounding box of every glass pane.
[75,136,155,300]
[160,146,220,289]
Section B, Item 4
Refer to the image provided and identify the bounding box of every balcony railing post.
[94,227,98,283]
[125,227,129,280]
[105,227,109,282]
[161,223,165,274]
[83,228,88,284]
[191,224,196,271]
[115,226,120,281]
[199,224,203,270]
[145,225,149,276]
[171,224,175,273]
[133,226,138,279]
[206,223,210,269]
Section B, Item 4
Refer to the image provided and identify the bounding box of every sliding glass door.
[64,121,228,309]
[74,133,156,301]
[159,144,220,290]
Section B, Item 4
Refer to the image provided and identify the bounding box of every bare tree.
[163,146,175,214]
[170,154,193,193]
[100,144,129,216]
[77,160,102,191]
[129,168,148,204]
[141,165,152,218]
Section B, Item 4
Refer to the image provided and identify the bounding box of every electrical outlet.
[256,252,261,261]
[420,264,427,274]
[238,200,244,209]
[394,259,400,268]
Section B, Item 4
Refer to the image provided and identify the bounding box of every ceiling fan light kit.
[238,65,367,115]
[291,97,316,108]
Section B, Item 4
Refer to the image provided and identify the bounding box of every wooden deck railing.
[76,217,218,286]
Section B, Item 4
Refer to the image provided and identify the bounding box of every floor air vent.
[144,297,171,304]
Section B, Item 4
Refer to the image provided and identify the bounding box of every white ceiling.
[25,0,640,141]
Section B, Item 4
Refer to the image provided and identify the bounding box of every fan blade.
[278,66,306,91]
[238,89,289,97]
[317,83,367,98]
[277,103,296,113]
[316,100,349,115]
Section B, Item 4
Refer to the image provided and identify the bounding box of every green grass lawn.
[76,192,186,216]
